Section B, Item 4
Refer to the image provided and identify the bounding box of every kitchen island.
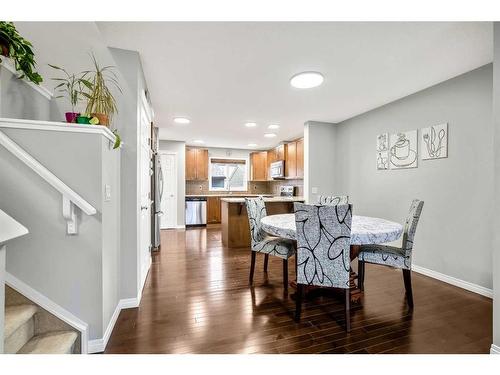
[221,196,305,248]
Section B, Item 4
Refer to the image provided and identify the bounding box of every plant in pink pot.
[49,64,84,123]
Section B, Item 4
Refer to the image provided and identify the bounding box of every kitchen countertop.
[220,196,305,203]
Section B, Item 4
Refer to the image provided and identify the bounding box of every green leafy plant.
[80,53,121,125]
[0,21,43,84]
[112,129,122,149]
[48,64,83,113]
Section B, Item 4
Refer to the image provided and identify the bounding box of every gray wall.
[0,65,57,120]
[110,47,149,301]
[159,140,186,226]
[332,64,493,289]
[0,129,120,340]
[304,121,339,204]
[492,23,500,352]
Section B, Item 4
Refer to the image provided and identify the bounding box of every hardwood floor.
[105,225,492,354]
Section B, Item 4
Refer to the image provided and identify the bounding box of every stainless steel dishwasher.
[185,197,207,226]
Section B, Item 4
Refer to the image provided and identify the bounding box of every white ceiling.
[95,22,491,149]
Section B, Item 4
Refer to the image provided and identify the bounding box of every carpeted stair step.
[17,331,78,354]
[4,304,38,353]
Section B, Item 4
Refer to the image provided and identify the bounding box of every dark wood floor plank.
[104,226,492,354]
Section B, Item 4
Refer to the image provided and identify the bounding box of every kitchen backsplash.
[186,181,270,195]
[186,179,304,196]
[269,179,304,196]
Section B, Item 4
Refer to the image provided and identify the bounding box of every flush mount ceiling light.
[193,139,204,144]
[173,117,191,124]
[264,133,277,138]
[245,122,257,128]
[268,124,280,130]
[248,143,258,147]
[290,71,324,89]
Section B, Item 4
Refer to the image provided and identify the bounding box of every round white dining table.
[261,214,403,245]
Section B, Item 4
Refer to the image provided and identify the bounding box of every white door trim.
[159,151,178,229]
[137,94,152,298]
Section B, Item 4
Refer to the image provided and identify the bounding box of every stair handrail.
[0,130,96,233]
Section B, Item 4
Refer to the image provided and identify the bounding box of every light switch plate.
[311,187,318,194]
[104,184,111,202]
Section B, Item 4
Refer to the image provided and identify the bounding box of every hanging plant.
[0,21,43,85]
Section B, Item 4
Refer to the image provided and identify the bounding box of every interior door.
[160,153,177,229]
[139,97,152,290]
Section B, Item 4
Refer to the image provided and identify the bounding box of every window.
[209,158,248,191]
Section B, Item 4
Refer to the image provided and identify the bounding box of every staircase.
[3,286,79,354]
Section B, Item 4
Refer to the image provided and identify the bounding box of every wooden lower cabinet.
[207,196,221,224]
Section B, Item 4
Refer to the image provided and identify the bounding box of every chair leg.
[402,269,414,308]
[345,289,351,333]
[295,284,303,322]
[264,254,269,272]
[249,252,256,285]
[358,259,365,291]
[283,258,288,292]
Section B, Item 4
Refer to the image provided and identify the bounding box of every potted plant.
[0,21,43,85]
[48,64,85,123]
[80,54,121,127]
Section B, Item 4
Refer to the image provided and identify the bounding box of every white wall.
[328,64,493,290]
[492,23,500,353]
[159,140,186,227]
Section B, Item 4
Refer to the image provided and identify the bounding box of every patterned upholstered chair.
[294,202,353,331]
[317,195,349,206]
[245,197,295,290]
[358,199,424,308]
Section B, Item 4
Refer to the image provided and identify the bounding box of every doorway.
[160,152,178,229]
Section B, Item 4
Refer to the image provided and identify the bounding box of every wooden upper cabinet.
[275,144,286,161]
[285,141,297,178]
[186,148,198,180]
[186,148,209,181]
[250,151,268,181]
[196,149,208,180]
[296,138,304,178]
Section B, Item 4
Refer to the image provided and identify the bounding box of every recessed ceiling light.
[245,122,257,128]
[173,117,190,124]
[290,71,324,89]
[248,143,258,147]
[193,139,204,144]
[264,133,277,138]
[268,124,280,130]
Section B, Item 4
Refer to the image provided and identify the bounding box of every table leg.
[349,245,363,304]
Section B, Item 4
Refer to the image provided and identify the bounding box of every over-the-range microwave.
[270,160,285,179]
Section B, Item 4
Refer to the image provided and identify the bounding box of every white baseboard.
[5,272,89,354]
[491,344,500,354]
[411,264,493,298]
[162,225,185,230]
[87,293,142,353]
[119,297,140,309]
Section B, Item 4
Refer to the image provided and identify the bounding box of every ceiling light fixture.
[268,124,280,130]
[173,117,191,124]
[290,71,324,89]
[264,133,277,138]
[248,143,258,147]
[245,122,257,128]
[193,140,204,144]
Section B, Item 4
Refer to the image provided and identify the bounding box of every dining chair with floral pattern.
[294,202,353,332]
[317,195,349,206]
[357,199,424,308]
[245,197,295,291]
